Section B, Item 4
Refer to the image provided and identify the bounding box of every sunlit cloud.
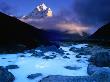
[56,23,89,36]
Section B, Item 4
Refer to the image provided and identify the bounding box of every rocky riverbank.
[40,44,110,82]
[0,43,110,82]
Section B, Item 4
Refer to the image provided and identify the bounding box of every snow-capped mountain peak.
[22,3,53,19]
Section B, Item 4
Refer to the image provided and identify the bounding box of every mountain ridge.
[90,23,110,40]
[0,12,54,53]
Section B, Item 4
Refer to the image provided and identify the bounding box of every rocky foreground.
[40,65,110,82]
[39,44,110,82]
[0,43,110,82]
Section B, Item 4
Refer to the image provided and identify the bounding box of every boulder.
[69,47,76,52]
[57,48,65,55]
[42,55,56,59]
[8,61,12,62]
[66,53,70,55]
[1,58,6,59]
[36,45,64,55]
[31,52,44,57]
[91,67,110,82]
[76,55,81,58]
[89,52,110,67]
[63,56,70,59]
[78,51,91,55]
[87,64,101,75]
[0,66,15,82]
[27,73,42,79]
[87,64,110,82]
[64,66,81,70]
[19,55,25,57]
[39,75,92,82]
[6,65,19,69]
[87,64,110,75]
[37,45,58,52]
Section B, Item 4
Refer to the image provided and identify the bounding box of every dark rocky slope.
[0,12,56,53]
[88,23,110,45]
[90,23,110,40]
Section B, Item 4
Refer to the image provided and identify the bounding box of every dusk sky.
[0,0,73,16]
[0,0,110,34]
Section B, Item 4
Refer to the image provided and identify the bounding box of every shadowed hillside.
[90,23,110,40]
[0,12,52,52]
[88,23,110,46]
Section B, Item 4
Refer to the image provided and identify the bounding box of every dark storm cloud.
[0,2,16,15]
[72,0,110,27]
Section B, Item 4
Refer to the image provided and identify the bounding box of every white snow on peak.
[37,3,48,11]
[48,8,51,11]
[22,15,26,18]
[41,3,48,10]
[21,2,53,19]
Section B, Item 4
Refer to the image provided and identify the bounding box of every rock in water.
[6,65,19,69]
[76,55,81,58]
[64,66,81,70]
[63,56,70,59]
[27,73,42,79]
[0,66,15,82]
[43,55,56,59]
